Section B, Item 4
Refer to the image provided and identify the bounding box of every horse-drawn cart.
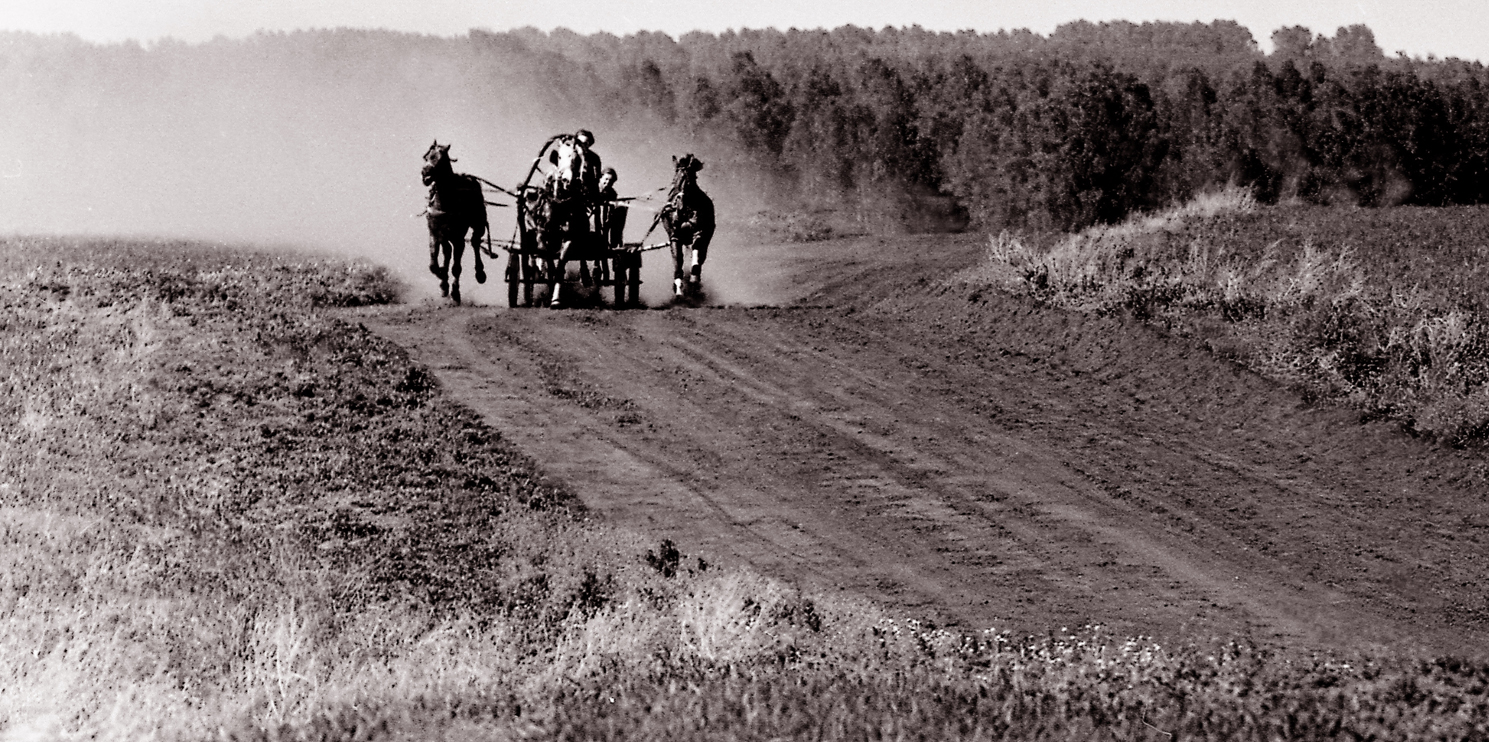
[482,133,674,308]
[503,194,644,308]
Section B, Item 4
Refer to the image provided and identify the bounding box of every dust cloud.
[0,31,776,305]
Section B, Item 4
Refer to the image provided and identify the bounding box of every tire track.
[356,233,1489,656]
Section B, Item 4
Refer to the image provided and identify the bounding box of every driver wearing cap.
[574,129,603,205]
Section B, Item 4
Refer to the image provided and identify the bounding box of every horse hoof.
[475,268,486,284]
[451,288,461,305]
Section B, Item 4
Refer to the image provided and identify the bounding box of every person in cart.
[597,165,618,203]
[596,166,634,296]
[595,165,620,232]
[574,129,603,206]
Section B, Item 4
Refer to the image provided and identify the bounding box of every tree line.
[6,22,1489,233]
[489,22,1489,231]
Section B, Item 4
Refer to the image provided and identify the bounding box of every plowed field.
[362,233,1489,658]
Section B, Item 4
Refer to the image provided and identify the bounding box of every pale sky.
[2,0,1486,63]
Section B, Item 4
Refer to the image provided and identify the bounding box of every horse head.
[670,153,703,193]
[427,140,455,166]
[673,153,704,175]
[665,153,704,208]
[423,140,454,185]
[545,136,580,201]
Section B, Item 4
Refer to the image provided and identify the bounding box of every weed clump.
[973,192,1489,446]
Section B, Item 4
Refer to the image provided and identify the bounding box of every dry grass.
[969,192,1489,445]
[3,236,1488,740]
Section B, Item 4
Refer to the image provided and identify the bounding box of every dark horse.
[660,154,715,298]
[422,140,486,304]
[519,135,593,307]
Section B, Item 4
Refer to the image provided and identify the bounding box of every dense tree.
[604,20,1489,230]
[717,52,794,159]
[1318,25,1384,65]
[780,65,853,197]
[9,21,1489,232]
[624,59,676,123]
[1271,26,1315,66]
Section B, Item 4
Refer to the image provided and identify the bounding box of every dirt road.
[363,233,1489,658]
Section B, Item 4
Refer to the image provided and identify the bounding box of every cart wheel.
[613,262,628,306]
[627,256,642,307]
[507,251,520,308]
[521,256,535,307]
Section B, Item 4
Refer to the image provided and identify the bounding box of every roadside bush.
[971,193,1489,445]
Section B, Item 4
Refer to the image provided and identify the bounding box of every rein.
[638,171,693,243]
[472,175,520,199]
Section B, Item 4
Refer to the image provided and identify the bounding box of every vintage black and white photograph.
[4,0,1489,738]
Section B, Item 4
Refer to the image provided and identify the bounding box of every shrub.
[970,194,1489,445]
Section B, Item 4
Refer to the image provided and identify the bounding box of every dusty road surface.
[362,232,1489,658]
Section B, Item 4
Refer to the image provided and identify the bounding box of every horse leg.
[437,242,451,298]
[552,234,584,307]
[530,251,541,303]
[545,235,563,307]
[471,223,487,285]
[689,235,709,287]
[671,241,686,297]
[449,238,464,305]
[576,211,593,286]
[549,257,567,307]
[429,230,449,290]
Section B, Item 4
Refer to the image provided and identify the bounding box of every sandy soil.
[361,232,1489,658]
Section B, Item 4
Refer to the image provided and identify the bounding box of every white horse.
[542,135,598,307]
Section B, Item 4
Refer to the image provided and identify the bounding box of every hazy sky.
[4,0,1486,63]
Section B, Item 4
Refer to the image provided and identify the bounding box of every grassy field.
[970,191,1489,449]
[3,236,1488,740]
